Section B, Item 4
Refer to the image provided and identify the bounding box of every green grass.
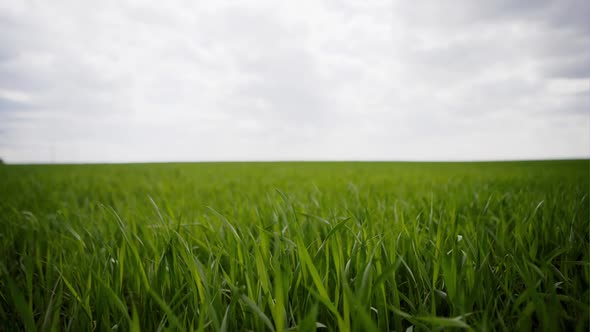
[0,160,588,331]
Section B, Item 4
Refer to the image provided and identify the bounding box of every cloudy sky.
[0,0,588,162]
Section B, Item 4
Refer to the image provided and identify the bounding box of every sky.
[0,0,588,163]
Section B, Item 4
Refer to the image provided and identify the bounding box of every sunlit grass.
[0,161,588,331]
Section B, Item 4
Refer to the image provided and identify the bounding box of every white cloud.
[0,0,588,162]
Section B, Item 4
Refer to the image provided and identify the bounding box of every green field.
[0,161,588,331]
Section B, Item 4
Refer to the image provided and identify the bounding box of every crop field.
[0,160,588,331]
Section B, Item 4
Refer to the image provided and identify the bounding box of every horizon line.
[2,158,589,166]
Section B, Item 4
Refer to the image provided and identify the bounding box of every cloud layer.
[0,0,588,162]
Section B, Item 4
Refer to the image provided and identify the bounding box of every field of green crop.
[0,161,588,331]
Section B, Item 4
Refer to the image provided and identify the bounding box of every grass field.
[0,160,588,331]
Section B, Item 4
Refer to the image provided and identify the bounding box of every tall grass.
[0,161,588,331]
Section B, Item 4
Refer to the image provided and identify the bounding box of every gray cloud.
[0,0,587,162]
[542,55,589,79]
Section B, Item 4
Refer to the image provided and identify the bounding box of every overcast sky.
[0,0,588,162]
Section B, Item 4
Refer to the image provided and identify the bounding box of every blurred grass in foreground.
[0,160,588,331]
